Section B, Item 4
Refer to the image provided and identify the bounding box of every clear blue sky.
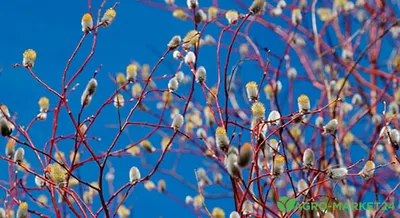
[0,0,399,217]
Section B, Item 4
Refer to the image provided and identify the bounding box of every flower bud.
[187,0,198,9]
[208,6,219,20]
[195,9,207,24]
[242,200,253,215]
[5,138,15,158]
[343,132,354,149]
[297,179,309,195]
[341,184,356,198]
[126,64,138,82]
[249,0,266,14]
[196,128,207,139]
[86,78,98,95]
[47,163,67,185]
[184,51,196,65]
[268,139,280,153]
[141,140,155,153]
[197,167,211,185]
[35,175,46,188]
[251,102,265,121]
[83,191,93,204]
[212,207,225,218]
[302,148,315,169]
[264,81,282,100]
[196,66,207,83]
[14,147,25,164]
[116,73,127,88]
[157,179,166,192]
[175,71,185,83]
[144,180,156,190]
[238,143,253,168]
[225,10,239,25]
[0,208,5,218]
[297,94,310,113]
[171,113,184,130]
[273,155,285,177]
[173,9,189,20]
[342,48,353,62]
[168,77,179,92]
[16,202,28,218]
[172,51,181,60]
[268,110,281,126]
[292,8,302,25]
[317,8,332,21]
[0,119,13,137]
[213,171,222,184]
[101,8,116,27]
[23,49,37,67]
[38,97,50,113]
[226,148,241,178]
[114,94,125,108]
[371,114,382,126]
[216,126,229,153]
[185,195,194,204]
[183,30,200,49]
[327,167,348,181]
[288,67,297,79]
[167,35,181,50]
[315,116,324,127]
[117,205,130,218]
[389,129,400,148]
[246,81,258,101]
[193,195,204,209]
[271,7,283,16]
[0,105,10,119]
[277,0,287,8]
[359,160,375,180]
[323,119,338,134]
[230,211,240,218]
[204,35,216,45]
[81,13,93,32]
[129,166,141,183]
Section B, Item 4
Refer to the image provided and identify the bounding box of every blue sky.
[0,0,400,217]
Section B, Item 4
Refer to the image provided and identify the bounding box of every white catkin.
[327,167,348,180]
[323,119,338,134]
[14,147,25,163]
[196,66,207,82]
[297,179,309,195]
[196,128,207,139]
[171,114,184,130]
[184,51,196,65]
[129,167,141,183]
[302,148,315,169]
[175,71,185,83]
[268,110,281,126]
[229,211,240,218]
[168,77,179,92]
[35,175,46,188]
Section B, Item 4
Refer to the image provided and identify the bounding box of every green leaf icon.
[280,196,289,204]
[286,198,296,211]
[277,201,287,212]
[277,196,296,213]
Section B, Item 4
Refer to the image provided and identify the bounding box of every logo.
[276,196,395,213]
[277,196,296,213]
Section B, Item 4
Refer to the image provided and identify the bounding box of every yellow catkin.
[208,6,219,20]
[23,49,37,61]
[183,30,200,47]
[216,126,226,136]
